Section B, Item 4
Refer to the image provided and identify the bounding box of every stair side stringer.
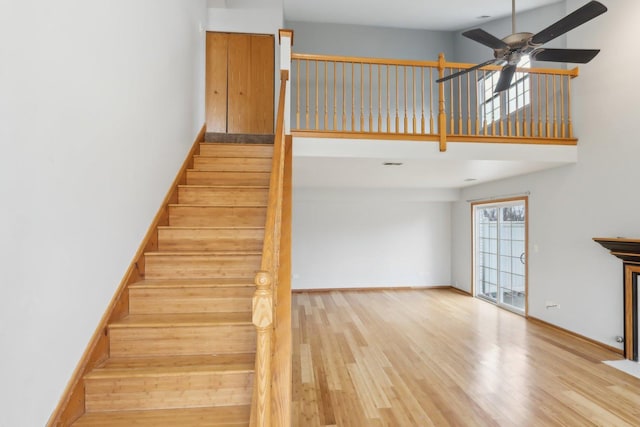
[46,124,206,427]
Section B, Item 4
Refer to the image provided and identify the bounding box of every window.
[479,56,530,126]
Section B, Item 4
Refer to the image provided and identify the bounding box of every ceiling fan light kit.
[437,1,608,92]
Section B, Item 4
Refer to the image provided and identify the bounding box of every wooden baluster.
[253,271,273,427]
[484,71,490,136]
[342,63,346,131]
[530,74,535,137]
[545,75,550,137]
[499,90,505,136]
[457,71,462,134]
[351,62,355,131]
[429,67,434,134]
[560,75,565,138]
[538,74,543,137]
[507,82,512,137]
[553,75,558,138]
[466,72,471,136]
[395,65,399,132]
[360,63,365,131]
[437,53,447,151]
[475,70,480,135]
[490,72,503,136]
[568,75,574,138]
[449,70,454,134]
[315,61,319,129]
[421,67,425,134]
[378,65,382,132]
[387,65,391,132]
[324,62,328,130]
[333,62,337,131]
[522,75,527,137]
[515,72,520,137]
[412,67,417,134]
[369,64,373,132]
[404,66,408,133]
[305,60,309,129]
[296,60,300,130]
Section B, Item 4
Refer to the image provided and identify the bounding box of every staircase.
[71,142,273,426]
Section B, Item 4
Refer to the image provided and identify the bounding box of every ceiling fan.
[437,0,607,93]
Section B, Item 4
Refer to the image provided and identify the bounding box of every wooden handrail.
[290,52,580,150]
[292,52,580,77]
[250,69,289,427]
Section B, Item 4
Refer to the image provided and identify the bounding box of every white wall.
[208,0,283,35]
[0,1,207,425]
[451,0,639,350]
[286,20,454,60]
[293,189,452,290]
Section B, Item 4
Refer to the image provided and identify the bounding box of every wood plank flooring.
[292,289,640,426]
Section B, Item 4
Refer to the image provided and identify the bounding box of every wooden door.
[206,32,274,135]
[206,32,228,133]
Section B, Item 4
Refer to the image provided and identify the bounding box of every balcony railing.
[291,52,579,151]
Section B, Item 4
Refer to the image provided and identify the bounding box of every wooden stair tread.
[110,312,252,328]
[202,142,273,146]
[177,185,269,189]
[193,155,270,159]
[129,278,255,289]
[145,251,262,256]
[86,354,255,379]
[187,168,269,172]
[157,226,264,231]
[72,405,250,426]
[169,203,267,210]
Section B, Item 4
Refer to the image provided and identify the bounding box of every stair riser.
[144,255,261,280]
[177,187,268,206]
[129,287,254,314]
[158,228,264,252]
[199,144,273,158]
[109,325,256,357]
[193,157,272,172]
[169,206,266,227]
[186,171,271,186]
[85,371,253,412]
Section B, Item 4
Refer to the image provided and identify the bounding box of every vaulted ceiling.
[283,0,563,31]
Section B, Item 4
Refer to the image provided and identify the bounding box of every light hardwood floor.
[292,289,640,426]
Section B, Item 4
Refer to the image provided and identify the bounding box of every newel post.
[437,53,447,152]
[279,29,294,135]
[253,271,273,427]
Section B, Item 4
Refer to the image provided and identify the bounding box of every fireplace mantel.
[594,237,640,361]
[593,237,640,264]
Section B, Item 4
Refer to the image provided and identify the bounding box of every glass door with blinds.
[473,199,527,314]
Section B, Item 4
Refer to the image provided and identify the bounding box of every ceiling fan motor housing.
[494,32,537,63]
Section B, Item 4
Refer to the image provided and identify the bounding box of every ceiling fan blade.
[531,1,607,45]
[531,48,600,64]
[436,59,498,84]
[494,64,517,93]
[463,29,509,50]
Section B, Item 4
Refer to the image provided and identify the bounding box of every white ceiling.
[283,0,563,31]
[293,138,577,190]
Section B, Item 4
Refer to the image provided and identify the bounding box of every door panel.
[205,33,228,133]
[249,35,274,134]
[228,34,252,134]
